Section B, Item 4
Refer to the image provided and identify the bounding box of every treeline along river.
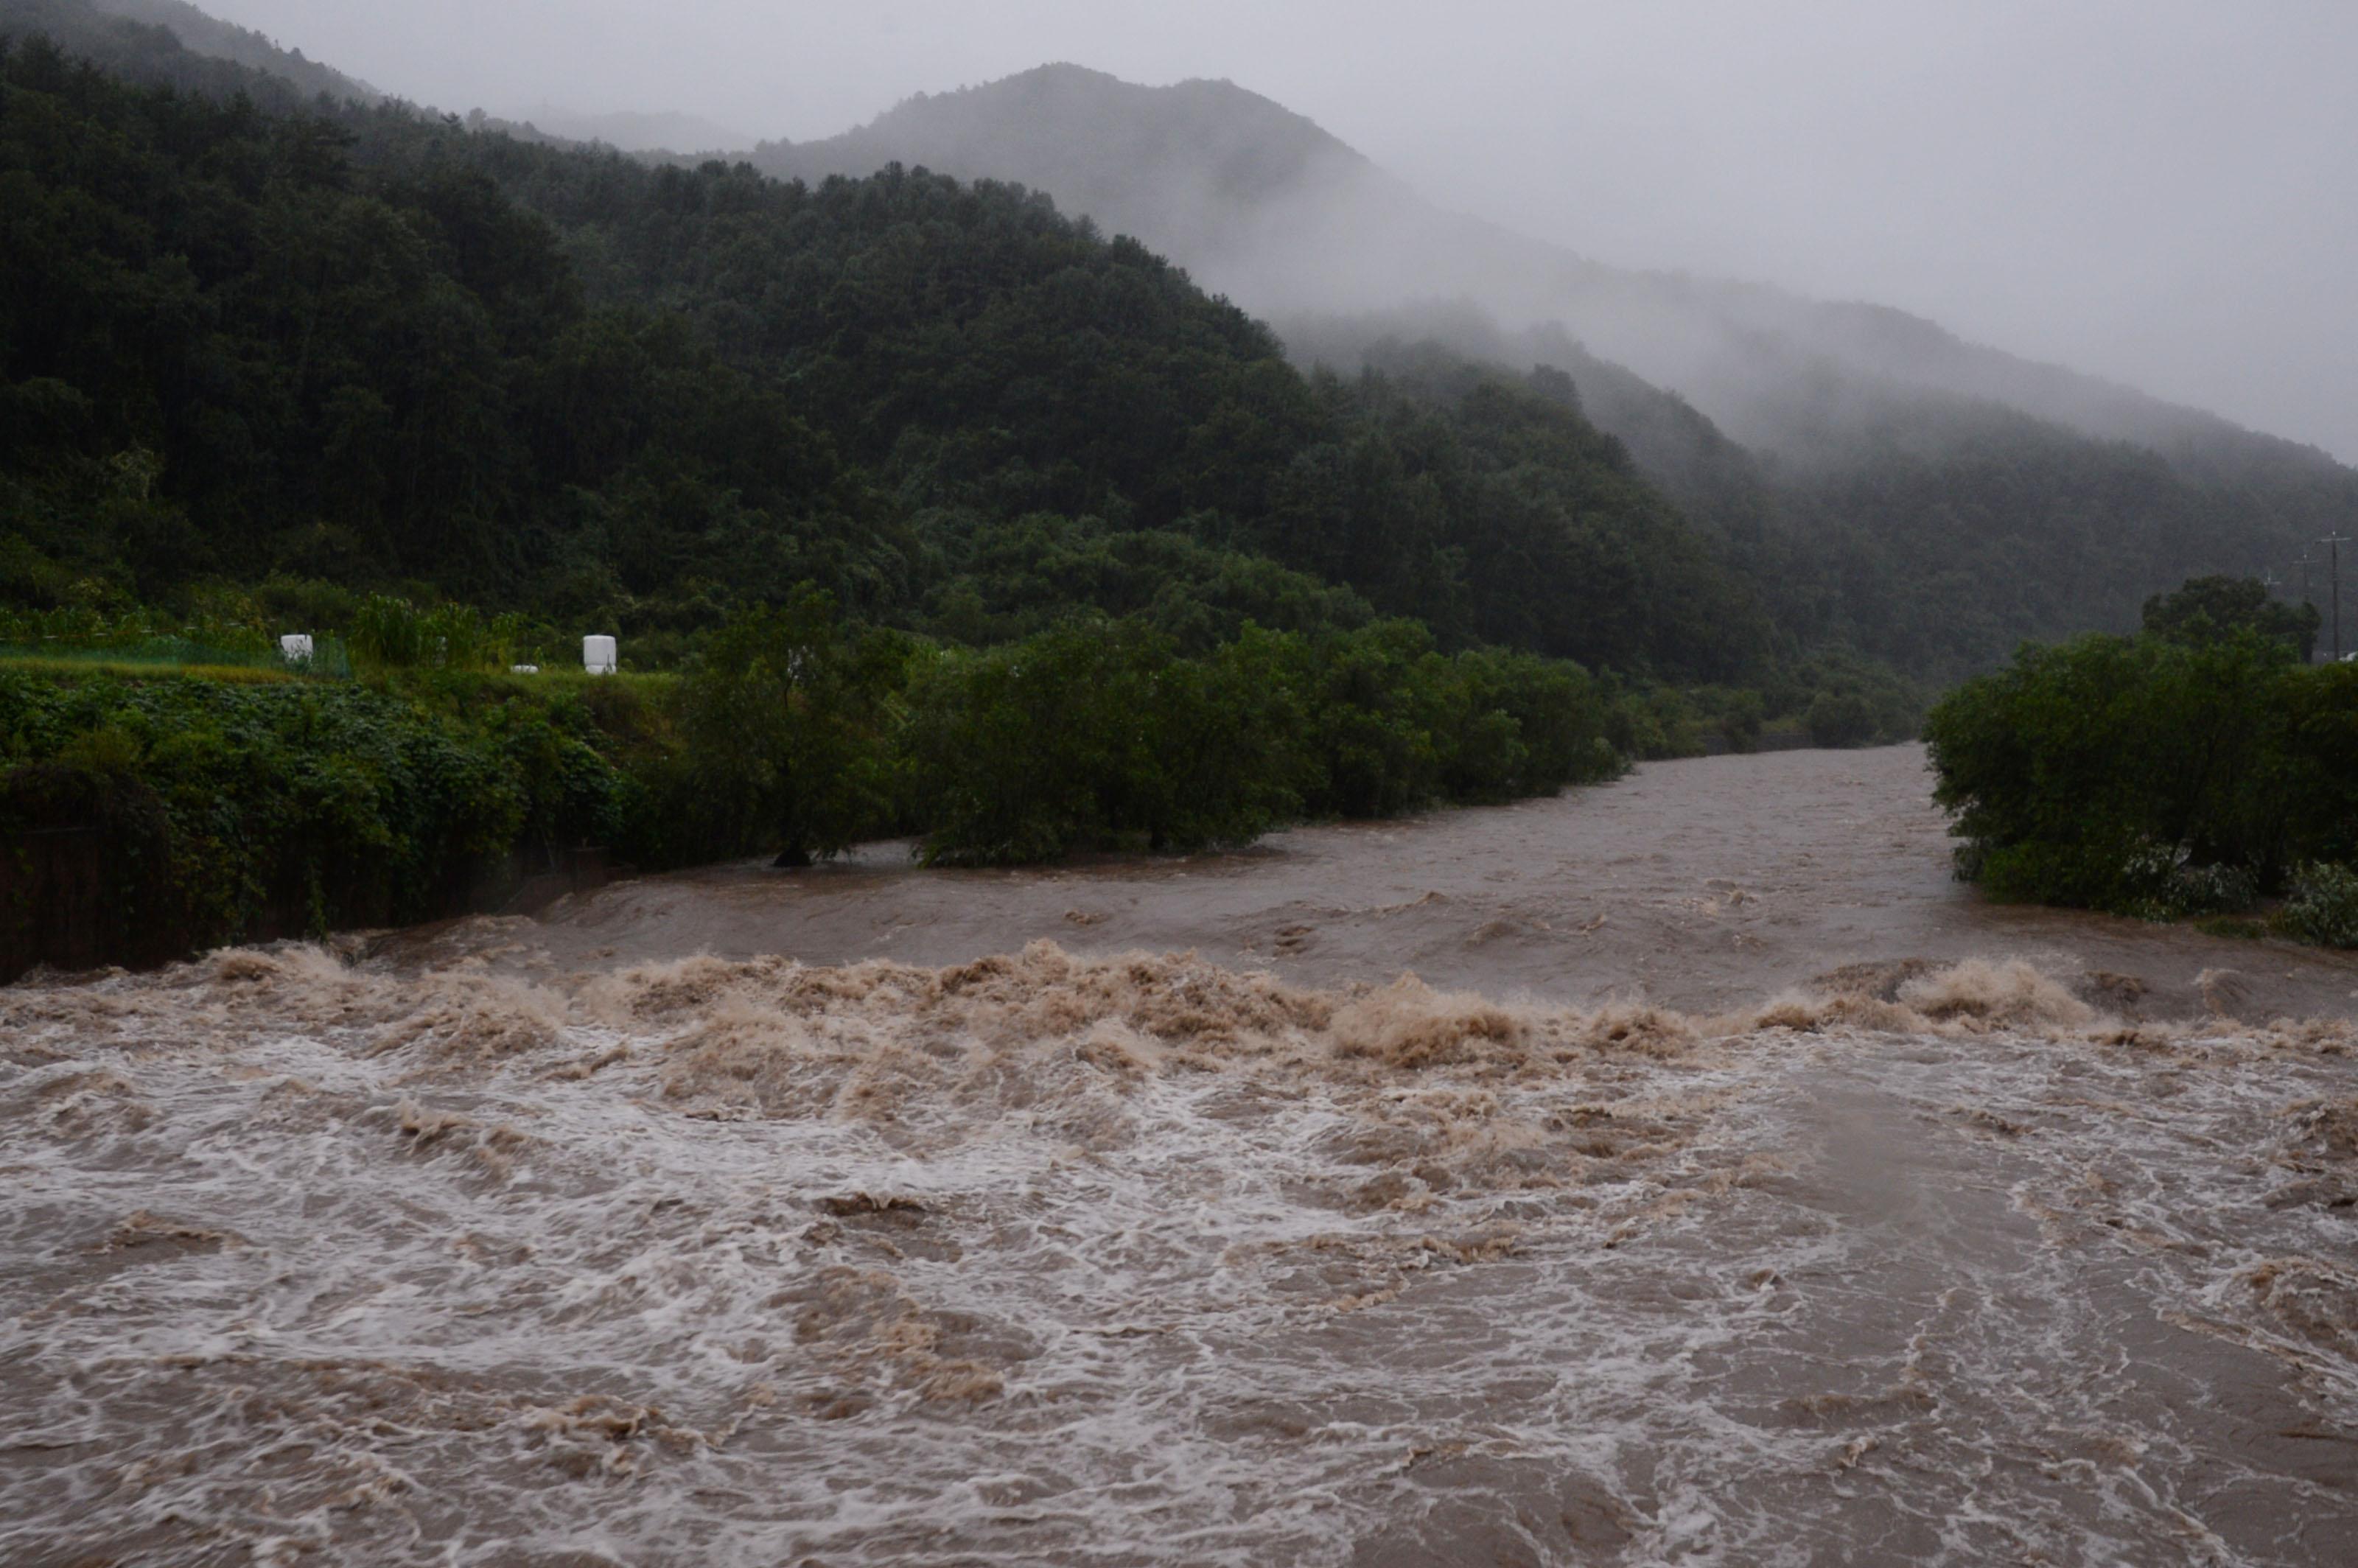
[5,746,2356,1565]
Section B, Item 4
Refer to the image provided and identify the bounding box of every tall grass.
[346,596,537,673]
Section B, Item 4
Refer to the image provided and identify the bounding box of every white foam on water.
[3,943,2354,1565]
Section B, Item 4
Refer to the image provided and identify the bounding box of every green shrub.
[2143,575,2318,662]
[670,588,908,865]
[2279,863,2358,949]
[0,667,633,946]
[1927,632,2358,940]
[2115,840,2258,922]
[900,616,1625,865]
[347,596,516,673]
[902,619,1309,864]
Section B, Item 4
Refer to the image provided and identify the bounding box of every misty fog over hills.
[78,0,372,99]
[48,0,2351,498]
[751,64,2344,479]
[5,0,2351,681]
[747,60,2358,645]
[524,105,753,155]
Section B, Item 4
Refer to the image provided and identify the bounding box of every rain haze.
[16,4,2358,1563]
[195,0,2357,461]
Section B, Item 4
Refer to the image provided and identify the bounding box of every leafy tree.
[899,617,1304,863]
[0,17,1783,690]
[2141,575,2318,662]
[1925,631,2357,914]
[673,588,906,864]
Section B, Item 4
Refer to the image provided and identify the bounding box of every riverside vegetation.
[1926,578,2358,947]
[1,589,1644,965]
[21,7,2344,964]
[0,15,1928,966]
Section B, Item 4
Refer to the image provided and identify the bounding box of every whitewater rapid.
[6,934,2355,1566]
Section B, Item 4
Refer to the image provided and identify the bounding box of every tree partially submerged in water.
[1925,613,2358,933]
[895,617,1626,865]
[673,589,909,867]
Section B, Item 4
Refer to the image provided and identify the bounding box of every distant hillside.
[755,66,2349,477]
[522,105,752,155]
[6,4,2345,684]
[85,0,374,99]
[755,65,1384,267]
[1278,301,2357,677]
[755,66,2355,675]
[0,10,1771,686]
[1280,303,1780,547]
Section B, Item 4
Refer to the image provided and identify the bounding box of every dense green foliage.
[671,589,909,865]
[1285,312,2358,687]
[2141,574,2320,661]
[1925,606,2358,933]
[2281,863,2358,950]
[1,606,1640,964]
[0,32,878,618]
[901,618,1624,864]
[0,21,1767,687]
[0,665,631,946]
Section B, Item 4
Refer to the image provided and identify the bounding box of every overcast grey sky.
[205,1,2358,461]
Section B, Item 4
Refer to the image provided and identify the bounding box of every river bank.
[405,744,2358,1023]
[7,743,2357,1566]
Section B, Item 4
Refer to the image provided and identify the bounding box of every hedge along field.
[1,607,1639,973]
[0,666,642,965]
[1924,630,2358,943]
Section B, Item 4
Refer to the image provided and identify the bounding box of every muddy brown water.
[5,744,2356,1566]
[481,743,2358,1023]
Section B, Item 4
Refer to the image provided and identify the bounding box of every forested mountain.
[514,107,752,155]
[755,64,2357,678]
[1281,304,2348,677]
[754,65,2335,469]
[1281,305,1781,550]
[10,0,2336,693]
[13,0,373,100]
[750,64,1399,293]
[0,10,1766,682]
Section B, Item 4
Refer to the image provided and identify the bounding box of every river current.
[6,745,2355,1564]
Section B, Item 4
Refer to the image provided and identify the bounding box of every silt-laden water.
[5,746,2355,1564]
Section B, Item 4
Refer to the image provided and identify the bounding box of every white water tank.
[279,633,313,664]
[510,664,540,675]
[583,634,617,675]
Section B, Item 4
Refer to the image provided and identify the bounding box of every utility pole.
[2325,533,2351,662]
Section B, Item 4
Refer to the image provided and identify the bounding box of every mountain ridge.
[743,60,2357,671]
[2,1,2347,683]
[751,64,2345,479]
[85,0,374,99]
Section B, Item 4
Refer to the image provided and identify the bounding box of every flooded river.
[6,746,2355,1564]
